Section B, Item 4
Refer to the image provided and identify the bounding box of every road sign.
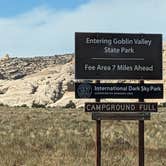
[75,83,163,99]
[85,102,157,112]
[75,32,162,80]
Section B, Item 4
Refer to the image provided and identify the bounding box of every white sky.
[0,0,166,57]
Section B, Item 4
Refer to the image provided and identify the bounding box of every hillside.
[0,44,166,108]
[0,54,76,107]
[0,54,73,80]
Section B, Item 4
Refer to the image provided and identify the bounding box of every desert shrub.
[21,104,27,107]
[64,100,76,108]
[32,103,45,108]
[159,102,166,107]
[0,103,4,106]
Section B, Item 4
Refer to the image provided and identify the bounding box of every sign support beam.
[139,80,145,166]
[96,80,101,166]
[96,120,101,166]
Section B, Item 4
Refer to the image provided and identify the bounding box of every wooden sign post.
[139,80,145,166]
[95,80,101,166]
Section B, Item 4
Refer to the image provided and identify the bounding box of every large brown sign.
[75,32,162,80]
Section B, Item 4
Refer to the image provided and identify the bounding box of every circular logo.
[77,83,92,98]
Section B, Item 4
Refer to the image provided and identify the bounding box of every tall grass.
[0,106,165,165]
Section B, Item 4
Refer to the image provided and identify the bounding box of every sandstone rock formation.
[0,54,75,107]
[0,54,10,61]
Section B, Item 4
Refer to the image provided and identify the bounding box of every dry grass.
[0,106,166,166]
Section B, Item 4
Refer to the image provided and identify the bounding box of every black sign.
[85,102,157,112]
[75,83,163,99]
[92,112,151,120]
[75,32,162,80]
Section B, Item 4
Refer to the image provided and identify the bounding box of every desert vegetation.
[0,105,165,166]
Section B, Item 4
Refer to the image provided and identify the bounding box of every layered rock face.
[0,54,78,107]
[0,55,73,80]
[0,45,166,108]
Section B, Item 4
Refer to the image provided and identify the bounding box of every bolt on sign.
[75,32,162,80]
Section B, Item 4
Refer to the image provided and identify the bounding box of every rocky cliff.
[0,46,166,108]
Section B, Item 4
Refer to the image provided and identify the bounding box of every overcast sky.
[0,0,165,57]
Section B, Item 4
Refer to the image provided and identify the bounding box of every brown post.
[96,120,101,166]
[96,80,101,166]
[139,80,144,166]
